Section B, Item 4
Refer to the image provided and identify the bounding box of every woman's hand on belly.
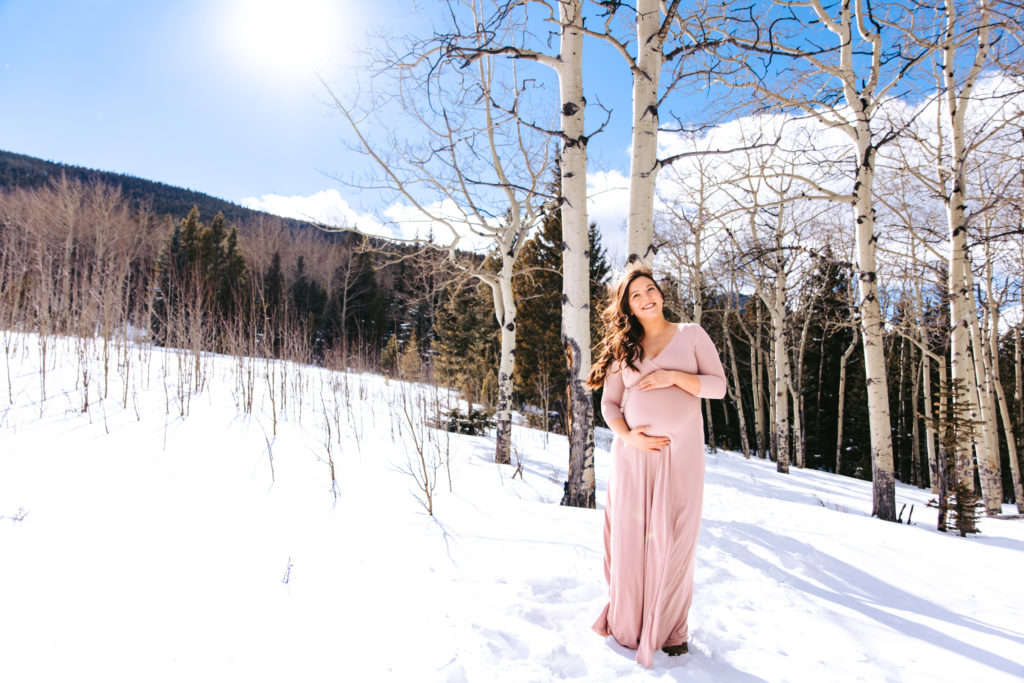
[622,424,670,453]
[637,369,700,396]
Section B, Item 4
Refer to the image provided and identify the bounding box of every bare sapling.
[319,392,340,504]
[397,383,439,516]
[262,426,276,485]
[325,374,343,449]
[75,335,91,413]
[341,372,363,444]
[264,353,277,436]
[427,382,454,493]
[2,327,14,406]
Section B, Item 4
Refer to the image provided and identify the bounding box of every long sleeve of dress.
[601,364,625,423]
[691,325,727,399]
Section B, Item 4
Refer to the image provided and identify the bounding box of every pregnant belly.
[623,385,700,436]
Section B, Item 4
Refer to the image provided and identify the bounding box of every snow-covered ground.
[1,333,1022,682]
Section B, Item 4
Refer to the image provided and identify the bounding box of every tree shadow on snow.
[958,532,1024,554]
[702,520,1024,678]
[703,463,873,515]
[467,436,609,508]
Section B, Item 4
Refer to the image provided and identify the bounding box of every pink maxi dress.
[592,323,727,667]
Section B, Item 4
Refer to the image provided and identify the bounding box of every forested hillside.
[0,149,308,232]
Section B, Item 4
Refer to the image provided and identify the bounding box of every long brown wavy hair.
[585,265,665,389]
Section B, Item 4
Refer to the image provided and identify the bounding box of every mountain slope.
[0,148,308,229]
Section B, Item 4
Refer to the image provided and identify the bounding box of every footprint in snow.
[541,644,588,678]
[479,628,530,660]
[519,606,554,629]
[524,575,583,600]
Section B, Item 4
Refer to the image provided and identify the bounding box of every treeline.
[0,175,613,431]
[0,148,311,233]
[0,176,455,372]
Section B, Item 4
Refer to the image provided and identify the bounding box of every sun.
[221,0,348,82]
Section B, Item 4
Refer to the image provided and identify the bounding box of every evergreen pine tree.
[179,206,202,267]
[323,248,382,355]
[513,207,610,431]
[290,255,328,352]
[263,252,285,319]
[588,221,611,349]
[399,328,423,380]
[514,205,567,427]
[149,224,183,344]
[217,225,248,320]
[149,206,251,348]
[926,378,981,536]
[381,334,401,376]
[432,277,498,406]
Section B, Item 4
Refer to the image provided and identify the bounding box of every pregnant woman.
[587,265,726,668]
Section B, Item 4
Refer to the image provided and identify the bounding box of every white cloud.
[243,190,505,252]
[242,188,390,234]
[242,171,642,265]
[1001,305,1022,335]
[380,199,499,252]
[587,169,630,263]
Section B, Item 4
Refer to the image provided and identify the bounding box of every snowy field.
[1,332,1022,682]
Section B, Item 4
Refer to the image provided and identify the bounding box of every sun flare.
[222,0,347,81]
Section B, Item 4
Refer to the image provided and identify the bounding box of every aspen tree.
[324,1,552,466]
[938,0,999,507]
[422,0,599,503]
[579,0,682,266]
[555,0,596,507]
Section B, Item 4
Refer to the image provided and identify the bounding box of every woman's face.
[626,276,663,321]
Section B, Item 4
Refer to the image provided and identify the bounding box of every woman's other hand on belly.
[637,369,700,396]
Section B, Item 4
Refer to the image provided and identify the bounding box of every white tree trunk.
[558,0,595,509]
[772,341,789,473]
[940,0,992,499]
[989,309,1022,513]
[911,351,922,487]
[791,312,811,469]
[912,278,940,492]
[963,262,1002,515]
[1017,325,1024,505]
[770,269,791,473]
[836,327,859,477]
[851,125,897,520]
[723,312,751,458]
[1016,326,1023,433]
[625,0,665,266]
[767,340,777,461]
[486,250,518,466]
[982,253,1016,511]
[922,352,938,493]
[754,315,768,459]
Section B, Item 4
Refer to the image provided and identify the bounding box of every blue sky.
[1,0,392,198]
[0,0,645,245]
